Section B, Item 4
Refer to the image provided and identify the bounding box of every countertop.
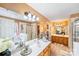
[11,39,51,56]
[52,34,69,37]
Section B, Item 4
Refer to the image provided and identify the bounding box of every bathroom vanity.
[11,39,51,56]
[51,34,68,46]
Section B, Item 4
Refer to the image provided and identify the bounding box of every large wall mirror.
[55,26,65,35]
[0,17,38,42]
[0,7,39,54]
[56,26,62,34]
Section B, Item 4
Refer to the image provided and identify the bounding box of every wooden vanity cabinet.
[44,50,49,56]
[38,52,44,56]
[51,35,68,46]
[38,44,51,56]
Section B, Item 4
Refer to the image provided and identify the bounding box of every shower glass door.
[73,20,79,42]
[72,19,79,56]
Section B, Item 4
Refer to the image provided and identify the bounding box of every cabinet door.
[44,50,49,56]
[38,52,44,56]
[43,44,51,56]
[44,47,49,53]
[59,37,63,44]
[52,36,56,42]
[63,37,68,46]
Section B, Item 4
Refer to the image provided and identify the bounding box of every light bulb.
[28,12,32,18]
[33,15,36,19]
[32,15,36,21]
[36,17,39,21]
[28,12,32,21]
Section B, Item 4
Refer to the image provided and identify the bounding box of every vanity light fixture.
[24,11,32,20]
[24,11,39,21]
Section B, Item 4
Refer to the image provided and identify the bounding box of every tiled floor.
[50,43,72,56]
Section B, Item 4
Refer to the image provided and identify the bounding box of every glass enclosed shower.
[72,18,79,56]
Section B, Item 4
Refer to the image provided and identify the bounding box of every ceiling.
[28,3,79,20]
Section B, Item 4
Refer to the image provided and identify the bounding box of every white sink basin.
[29,39,45,48]
[20,48,32,56]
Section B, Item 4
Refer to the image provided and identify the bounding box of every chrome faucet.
[17,37,24,47]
